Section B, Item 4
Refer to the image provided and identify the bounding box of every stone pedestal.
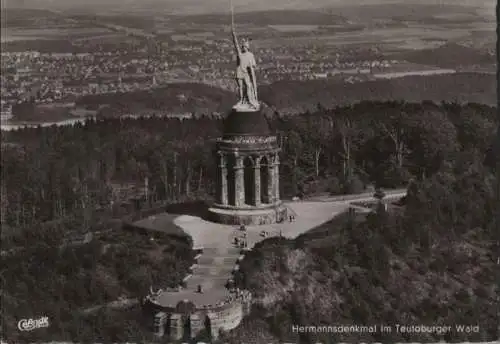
[208,107,284,225]
[208,202,287,225]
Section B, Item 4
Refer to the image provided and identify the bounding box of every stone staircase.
[183,244,242,292]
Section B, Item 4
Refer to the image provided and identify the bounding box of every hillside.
[229,164,499,342]
[75,83,236,117]
[332,3,488,21]
[1,225,194,343]
[11,102,81,122]
[393,43,496,69]
[260,73,496,114]
[73,73,496,119]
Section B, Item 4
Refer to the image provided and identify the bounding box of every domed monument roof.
[223,108,271,137]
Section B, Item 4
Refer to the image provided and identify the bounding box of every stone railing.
[220,136,277,144]
[306,188,407,203]
[198,289,251,311]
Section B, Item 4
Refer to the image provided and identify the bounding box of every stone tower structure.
[208,108,287,225]
[207,14,286,225]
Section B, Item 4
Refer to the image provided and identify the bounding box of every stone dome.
[223,108,271,137]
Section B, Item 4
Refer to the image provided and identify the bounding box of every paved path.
[78,191,406,311]
[167,191,407,301]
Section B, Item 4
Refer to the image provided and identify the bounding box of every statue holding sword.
[230,0,259,110]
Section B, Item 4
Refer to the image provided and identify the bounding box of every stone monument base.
[207,202,287,225]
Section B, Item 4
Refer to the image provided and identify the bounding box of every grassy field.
[255,20,493,51]
[2,27,113,42]
[2,5,493,55]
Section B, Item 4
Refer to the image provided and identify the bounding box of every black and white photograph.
[0,0,499,343]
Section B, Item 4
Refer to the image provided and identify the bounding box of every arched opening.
[226,155,236,206]
[216,155,223,204]
[182,315,191,341]
[165,314,171,338]
[244,156,255,206]
[204,315,212,341]
[260,156,270,204]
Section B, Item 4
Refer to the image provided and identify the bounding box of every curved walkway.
[80,191,406,313]
[162,191,407,304]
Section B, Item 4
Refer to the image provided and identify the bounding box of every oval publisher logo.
[17,317,50,331]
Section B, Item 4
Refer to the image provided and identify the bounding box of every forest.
[259,73,496,114]
[2,100,497,230]
[0,100,498,342]
[393,43,495,69]
[76,82,236,117]
[12,74,492,123]
[70,74,498,119]
[1,226,194,343]
[229,159,499,343]
[227,105,499,343]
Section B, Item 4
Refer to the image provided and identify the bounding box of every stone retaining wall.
[147,290,252,341]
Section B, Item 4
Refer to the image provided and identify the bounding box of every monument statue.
[230,2,259,111]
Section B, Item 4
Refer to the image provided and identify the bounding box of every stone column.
[218,153,228,205]
[169,314,183,341]
[207,312,218,340]
[274,153,280,201]
[190,314,203,339]
[267,154,275,204]
[153,312,167,338]
[254,157,261,206]
[234,156,244,207]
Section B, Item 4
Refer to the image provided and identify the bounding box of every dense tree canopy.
[1,227,193,343]
[1,100,498,342]
[2,101,496,231]
[230,150,498,343]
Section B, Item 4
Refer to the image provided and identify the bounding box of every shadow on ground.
[165,201,211,220]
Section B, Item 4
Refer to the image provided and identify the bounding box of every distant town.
[1,6,495,122]
[1,45,439,116]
